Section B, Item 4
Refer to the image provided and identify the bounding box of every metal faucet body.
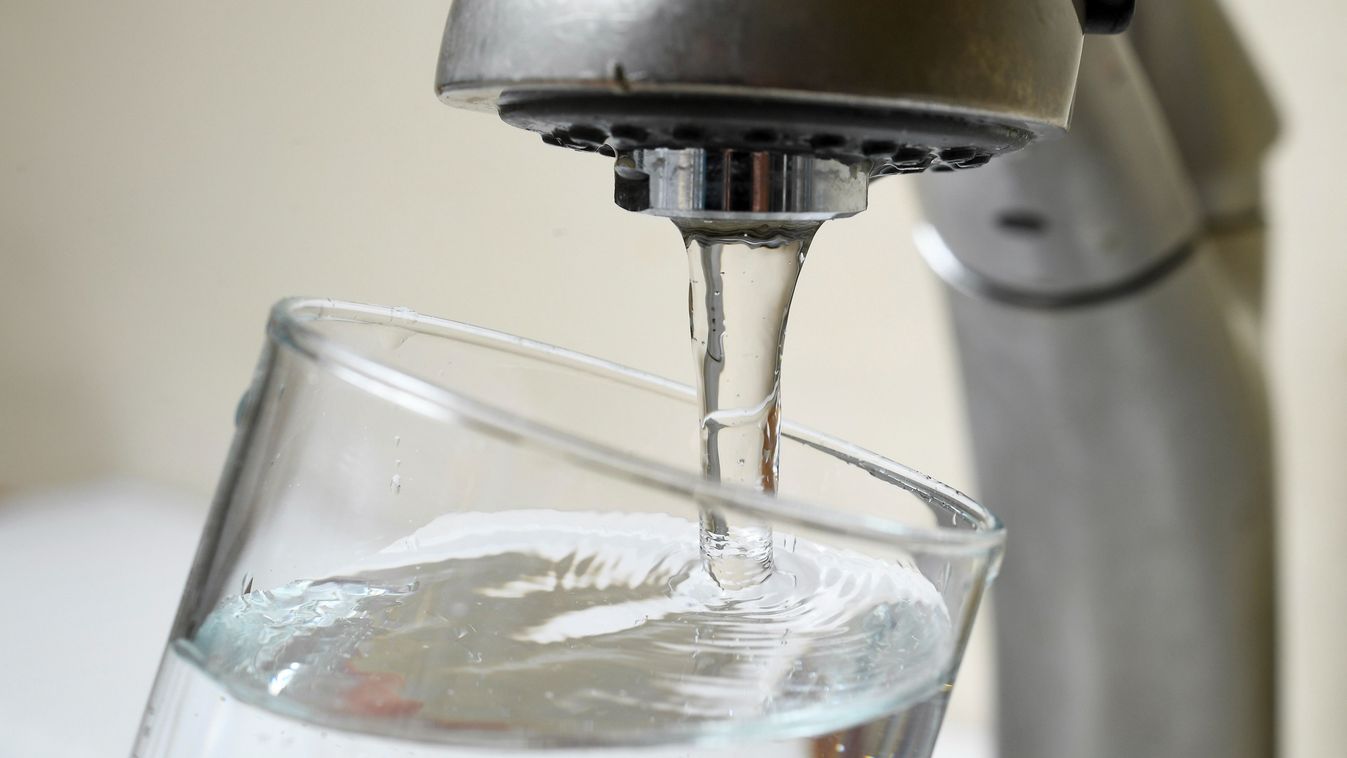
[435,1,1278,756]
[916,18,1277,755]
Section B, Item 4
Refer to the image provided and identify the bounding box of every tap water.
[136,220,963,756]
[682,221,817,590]
[138,511,953,757]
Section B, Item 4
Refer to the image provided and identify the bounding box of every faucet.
[434,2,1278,757]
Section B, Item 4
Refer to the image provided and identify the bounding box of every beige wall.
[1,1,1342,755]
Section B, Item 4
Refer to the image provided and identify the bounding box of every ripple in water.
[186,510,952,745]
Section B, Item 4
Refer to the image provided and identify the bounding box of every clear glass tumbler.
[133,298,1003,758]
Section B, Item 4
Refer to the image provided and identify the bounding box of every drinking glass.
[132,298,1003,758]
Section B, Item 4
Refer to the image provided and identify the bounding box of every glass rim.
[266,297,1004,556]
